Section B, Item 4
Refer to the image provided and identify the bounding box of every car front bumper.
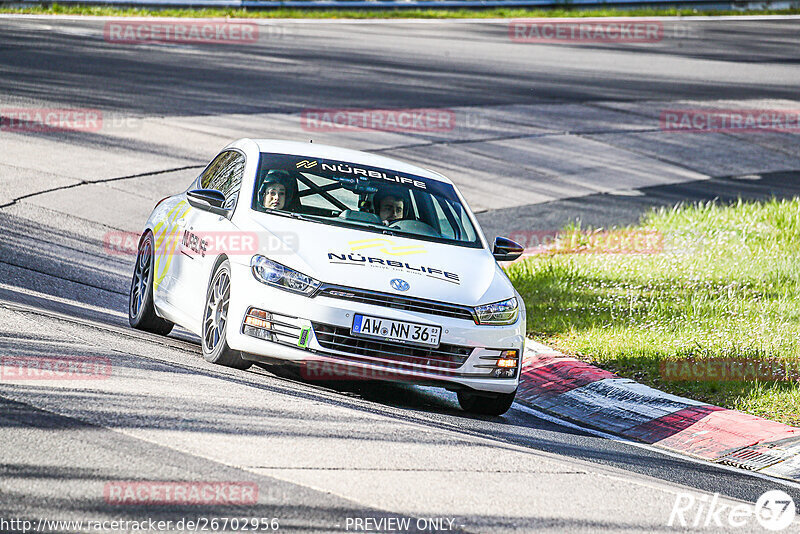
[226,262,525,394]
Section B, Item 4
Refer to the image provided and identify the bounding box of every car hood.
[238,214,515,306]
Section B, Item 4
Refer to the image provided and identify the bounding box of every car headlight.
[251,255,321,296]
[475,297,519,325]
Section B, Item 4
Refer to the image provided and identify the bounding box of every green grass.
[507,198,800,426]
[2,3,800,18]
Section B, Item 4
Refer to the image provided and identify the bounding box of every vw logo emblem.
[390,278,410,292]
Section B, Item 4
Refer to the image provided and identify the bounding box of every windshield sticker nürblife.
[318,163,428,190]
[263,153,451,197]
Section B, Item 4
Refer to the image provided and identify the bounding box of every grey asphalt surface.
[2,18,799,114]
[1,15,800,533]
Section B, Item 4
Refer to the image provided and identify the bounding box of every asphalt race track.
[1,15,800,533]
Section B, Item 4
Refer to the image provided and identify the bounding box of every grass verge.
[1,3,799,18]
[506,198,800,426]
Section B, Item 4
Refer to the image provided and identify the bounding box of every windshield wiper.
[262,209,313,222]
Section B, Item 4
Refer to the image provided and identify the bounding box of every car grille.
[318,285,476,323]
[312,322,473,370]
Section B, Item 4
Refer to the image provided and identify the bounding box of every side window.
[199,151,245,209]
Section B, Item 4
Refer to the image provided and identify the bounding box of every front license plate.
[351,314,441,348]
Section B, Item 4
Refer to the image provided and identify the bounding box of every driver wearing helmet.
[259,170,293,211]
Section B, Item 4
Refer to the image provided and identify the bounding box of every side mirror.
[187,189,230,217]
[493,236,524,262]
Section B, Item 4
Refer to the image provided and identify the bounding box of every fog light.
[243,307,274,341]
[248,308,270,320]
[243,325,273,341]
[244,316,272,329]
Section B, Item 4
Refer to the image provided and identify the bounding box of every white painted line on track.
[513,401,800,492]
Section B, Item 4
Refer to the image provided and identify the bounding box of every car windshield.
[251,152,482,248]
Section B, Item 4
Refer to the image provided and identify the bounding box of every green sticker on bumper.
[298,326,311,348]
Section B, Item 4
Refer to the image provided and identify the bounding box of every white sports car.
[129,139,526,415]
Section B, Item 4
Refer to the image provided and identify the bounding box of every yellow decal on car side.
[152,201,192,290]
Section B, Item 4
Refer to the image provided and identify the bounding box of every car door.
[151,196,193,306]
[170,150,246,332]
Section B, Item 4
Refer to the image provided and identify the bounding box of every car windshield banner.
[257,153,460,201]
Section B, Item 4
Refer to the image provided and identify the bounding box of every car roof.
[241,139,453,185]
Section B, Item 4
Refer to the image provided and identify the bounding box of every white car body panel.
[141,139,526,394]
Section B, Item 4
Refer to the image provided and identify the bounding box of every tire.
[129,232,174,336]
[202,260,251,370]
[457,388,517,416]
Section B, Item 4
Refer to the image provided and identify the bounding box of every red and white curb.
[518,341,800,482]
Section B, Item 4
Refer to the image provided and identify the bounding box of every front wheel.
[457,389,516,416]
[129,232,174,336]
[202,260,251,370]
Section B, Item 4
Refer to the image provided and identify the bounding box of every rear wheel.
[457,389,516,416]
[129,232,174,336]
[202,260,251,370]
